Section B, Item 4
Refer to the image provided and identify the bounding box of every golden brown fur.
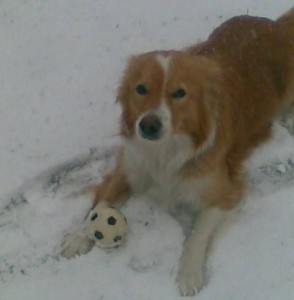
[94,9,294,210]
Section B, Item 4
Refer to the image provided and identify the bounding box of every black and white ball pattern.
[85,205,128,248]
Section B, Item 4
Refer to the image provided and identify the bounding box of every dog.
[59,8,294,296]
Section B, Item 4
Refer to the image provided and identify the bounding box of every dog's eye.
[171,88,186,99]
[136,85,148,95]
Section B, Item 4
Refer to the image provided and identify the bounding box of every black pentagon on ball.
[95,230,104,240]
[90,213,98,221]
[107,216,117,225]
[114,235,122,243]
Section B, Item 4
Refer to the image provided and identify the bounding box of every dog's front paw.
[176,261,204,297]
[58,224,95,258]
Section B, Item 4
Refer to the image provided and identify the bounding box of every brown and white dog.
[60,8,294,296]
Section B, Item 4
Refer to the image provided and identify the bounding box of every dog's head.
[117,51,222,153]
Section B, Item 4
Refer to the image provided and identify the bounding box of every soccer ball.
[85,205,128,249]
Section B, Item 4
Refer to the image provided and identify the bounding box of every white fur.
[157,54,172,101]
[58,202,111,258]
[124,131,204,214]
[58,222,94,258]
[156,54,171,81]
[196,124,217,157]
[177,208,225,296]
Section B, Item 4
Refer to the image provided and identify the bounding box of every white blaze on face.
[150,54,173,139]
[156,54,171,91]
[135,54,174,141]
[155,102,172,138]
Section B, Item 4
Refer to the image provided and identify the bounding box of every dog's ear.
[193,57,223,143]
[116,73,128,105]
[196,57,223,113]
[201,57,222,93]
[116,81,127,104]
[115,56,138,137]
[115,56,137,104]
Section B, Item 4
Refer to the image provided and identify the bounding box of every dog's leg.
[59,165,131,258]
[177,207,226,296]
[92,169,131,209]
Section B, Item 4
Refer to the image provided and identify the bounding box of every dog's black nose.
[139,114,162,140]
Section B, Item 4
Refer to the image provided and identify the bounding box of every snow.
[0,0,294,299]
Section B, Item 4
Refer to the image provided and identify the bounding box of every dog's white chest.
[147,175,203,214]
[124,136,203,213]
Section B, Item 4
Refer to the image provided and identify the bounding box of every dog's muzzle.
[138,114,163,141]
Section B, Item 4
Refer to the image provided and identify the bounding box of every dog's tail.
[276,7,294,31]
[276,8,294,134]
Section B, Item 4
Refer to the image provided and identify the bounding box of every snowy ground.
[1,1,294,299]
